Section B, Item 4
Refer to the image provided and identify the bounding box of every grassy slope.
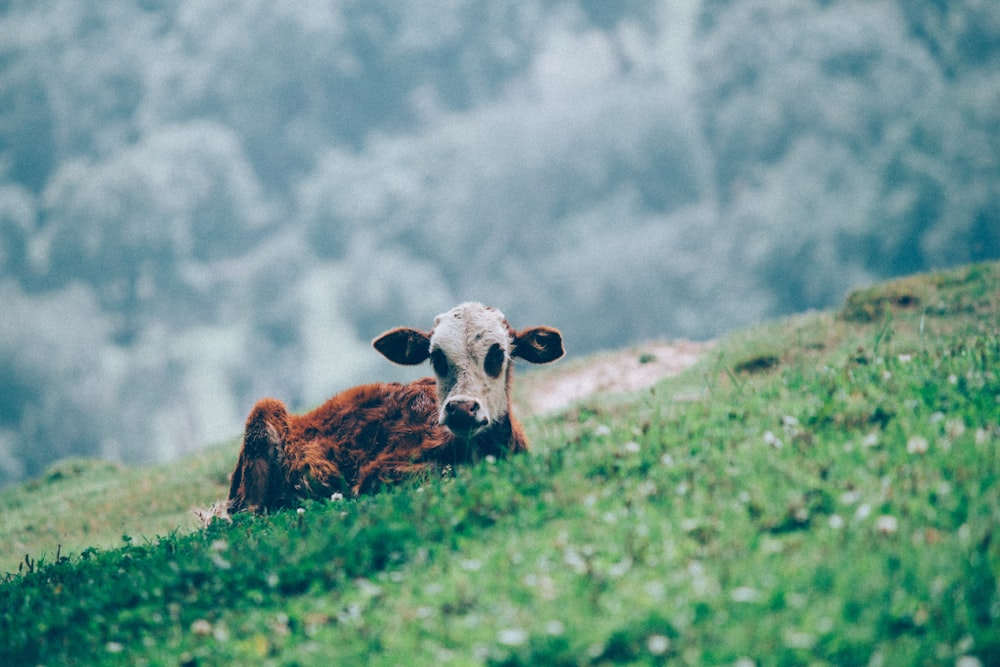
[1,262,998,666]
[0,444,232,577]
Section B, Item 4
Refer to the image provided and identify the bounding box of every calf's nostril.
[447,400,479,417]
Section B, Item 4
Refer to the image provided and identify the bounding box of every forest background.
[1,0,998,485]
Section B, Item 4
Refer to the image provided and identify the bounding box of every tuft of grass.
[1,261,998,666]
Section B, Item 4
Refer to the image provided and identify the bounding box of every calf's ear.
[513,326,564,364]
[373,327,431,365]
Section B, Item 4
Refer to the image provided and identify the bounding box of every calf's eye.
[484,343,505,378]
[431,348,450,377]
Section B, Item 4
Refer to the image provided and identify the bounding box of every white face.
[428,303,512,438]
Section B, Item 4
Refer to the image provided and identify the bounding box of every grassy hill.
[2,262,998,666]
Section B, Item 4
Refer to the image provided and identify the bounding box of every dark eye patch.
[484,343,505,378]
[430,348,450,377]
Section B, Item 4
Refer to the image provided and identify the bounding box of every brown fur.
[223,304,562,514]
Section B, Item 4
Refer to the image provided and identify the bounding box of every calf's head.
[373,302,564,438]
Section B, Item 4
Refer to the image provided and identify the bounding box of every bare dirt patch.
[521,340,715,414]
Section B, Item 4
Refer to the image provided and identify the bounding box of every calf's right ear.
[373,327,431,365]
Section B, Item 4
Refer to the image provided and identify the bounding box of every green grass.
[2,261,998,666]
[0,446,232,577]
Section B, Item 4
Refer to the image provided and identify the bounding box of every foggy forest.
[1,0,998,485]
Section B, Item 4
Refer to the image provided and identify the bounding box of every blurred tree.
[39,121,272,337]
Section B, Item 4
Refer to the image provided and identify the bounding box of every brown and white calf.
[223,302,563,514]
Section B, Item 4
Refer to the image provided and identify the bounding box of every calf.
[224,302,563,513]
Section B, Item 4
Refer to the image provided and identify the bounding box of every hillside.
[1,262,998,666]
[4,0,999,486]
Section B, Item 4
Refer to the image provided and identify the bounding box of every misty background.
[1,1,998,486]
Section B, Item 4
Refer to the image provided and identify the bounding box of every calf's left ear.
[373,327,431,365]
[513,326,564,364]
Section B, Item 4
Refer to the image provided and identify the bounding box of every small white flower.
[497,628,528,646]
[907,436,929,454]
[956,656,983,667]
[330,492,344,502]
[623,441,641,454]
[862,432,880,448]
[594,424,612,437]
[545,620,565,636]
[191,619,213,636]
[828,514,845,529]
[296,507,306,515]
[898,354,912,363]
[875,515,898,534]
[840,490,861,505]
[660,453,675,466]
[855,503,872,520]
[730,586,761,602]
[763,430,782,448]
[783,629,816,649]
[213,624,230,642]
[646,634,671,655]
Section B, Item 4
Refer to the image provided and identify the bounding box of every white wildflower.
[898,354,912,363]
[190,619,213,636]
[647,634,671,655]
[497,628,528,646]
[946,419,966,440]
[330,492,344,502]
[840,490,861,505]
[783,629,816,649]
[594,424,612,437]
[828,514,845,529]
[623,440,641,454]
[545,620,565,636]
[730,587,762,603]
[637,480,657,497]
[213,624,230,642]
[907,436,929,454]
[875,515,898,534]
[763,430,782,449]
